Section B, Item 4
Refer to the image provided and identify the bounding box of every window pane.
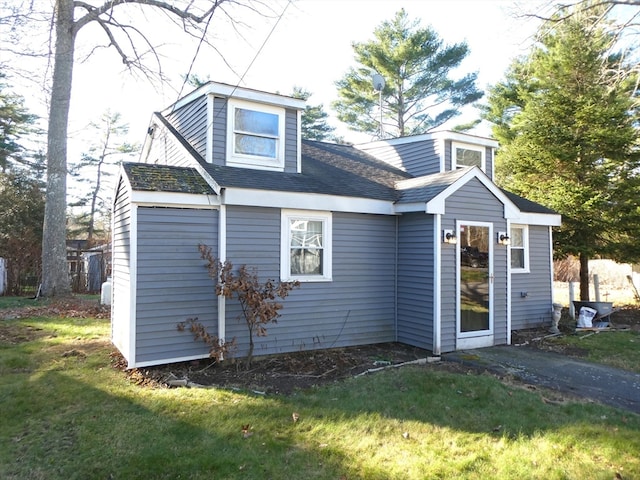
[511,249,525,269]
[510,227,524,247]
[290,249,323,275]
[235,108,279,136]
[290,220,323,247]
[456,147,482,167]
[235,134,276,158]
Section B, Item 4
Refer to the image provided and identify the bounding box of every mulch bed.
[117,342,445,395]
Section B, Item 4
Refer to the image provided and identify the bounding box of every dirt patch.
[0,323,47,345]
[118,343,469,395]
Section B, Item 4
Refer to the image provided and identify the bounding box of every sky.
[10,0,554,201]
[64,0,548,146]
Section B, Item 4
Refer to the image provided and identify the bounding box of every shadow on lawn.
[0,366,358,480]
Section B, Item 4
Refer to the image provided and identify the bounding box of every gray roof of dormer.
[395,167,472,204]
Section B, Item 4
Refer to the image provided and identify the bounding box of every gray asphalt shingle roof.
[134,114,557,216]
[123,163,215,194]
[199,140,413,202]
[395,167,472,204]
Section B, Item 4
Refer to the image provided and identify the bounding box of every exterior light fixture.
[498,231,510,246]
[443,229,457,244]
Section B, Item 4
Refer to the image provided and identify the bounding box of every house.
[111,81,561,368]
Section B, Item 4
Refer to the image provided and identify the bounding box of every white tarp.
[0,258,6,295]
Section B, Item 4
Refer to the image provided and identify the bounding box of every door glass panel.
[459,225,490,332]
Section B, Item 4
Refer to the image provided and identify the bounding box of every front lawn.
[1,310,639,479]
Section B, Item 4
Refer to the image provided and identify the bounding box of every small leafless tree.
[198,243,300,369]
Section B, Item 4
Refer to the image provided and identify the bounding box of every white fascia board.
[356,129,498,150]
[394,202,430,213]
[167,81,306,112]
[131,190,220,208]
[513,212,562,227]
[223,188,396,215]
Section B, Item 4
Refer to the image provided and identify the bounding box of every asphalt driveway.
[444,346,640,414]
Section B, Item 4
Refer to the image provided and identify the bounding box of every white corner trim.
[128,204,138,368]
[433,214,442,355]
[218,205,227,345]
[297,109,302,173]
[206,94,214,164]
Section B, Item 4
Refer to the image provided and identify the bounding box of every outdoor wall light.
[498,231,510,246]
[443,229,457,244]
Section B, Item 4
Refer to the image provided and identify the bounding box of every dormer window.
[452,142,485,171]
[227,99,285,170]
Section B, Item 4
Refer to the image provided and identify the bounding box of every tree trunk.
[41,0,75,297]
[579,252,590,301]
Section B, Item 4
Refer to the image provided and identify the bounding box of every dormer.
[157,82,306,173]
[355,131,498,181]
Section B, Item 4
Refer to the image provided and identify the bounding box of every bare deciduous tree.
[0,0,272,296]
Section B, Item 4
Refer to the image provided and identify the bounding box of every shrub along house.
[111,82,561,368]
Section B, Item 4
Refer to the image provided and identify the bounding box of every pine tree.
[484,5,640,300]
[333,9,482,138]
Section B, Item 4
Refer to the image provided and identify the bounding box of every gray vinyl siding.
[442,178,509,351]
[511,226,553,330]
[135,207,218,365]
[224,207,396,358]
[360,139,441,177]
[396,213,435,351]
[165,97,208,160]
[212,97,226,165]
[146,123,198,167]
[284,109,298,172]
[111,178,132,356]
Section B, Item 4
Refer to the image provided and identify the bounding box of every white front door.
[456,221,494,349]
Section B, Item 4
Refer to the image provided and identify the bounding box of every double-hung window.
[227,99,285,170]
[281,210,332,282]
[510,225,529,272]
[452,142,485,171]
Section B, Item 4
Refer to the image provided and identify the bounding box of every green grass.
[547,330,640,373]
[1,314,639,479]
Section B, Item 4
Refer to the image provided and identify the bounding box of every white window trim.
[452,141,486,172]
[510,224,530,273]
[226,99,285,171]
[281,209,332,282]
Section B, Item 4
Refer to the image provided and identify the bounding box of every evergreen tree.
[291,87,335,141]
[333,9,482,138]
[484,5,640,300]
[0,73,39,173]
[70,111,138,244]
